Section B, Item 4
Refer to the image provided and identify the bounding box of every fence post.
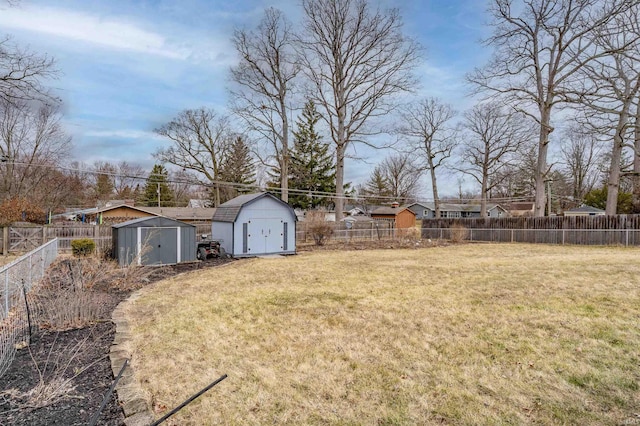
[626,229,629,247]
[2,227,7,255]
[511,229,514,243]
[42,226,46,245]
[4,270,8,319]
[562,229,565,245]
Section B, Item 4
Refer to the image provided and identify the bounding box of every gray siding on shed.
[212,222,233,254]
[112,216,196,266]
[181,227,196,261]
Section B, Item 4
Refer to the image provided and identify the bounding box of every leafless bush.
[29,250,156,330]
[449,224,469,243]
[30,288,111,331]
[0,328,109,413]
[306,211,334,246]
[396,227,421,242]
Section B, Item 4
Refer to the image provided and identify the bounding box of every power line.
[1,159,539,205]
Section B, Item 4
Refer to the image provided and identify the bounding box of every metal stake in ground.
[150,374,228,426]
[88,359,128,426]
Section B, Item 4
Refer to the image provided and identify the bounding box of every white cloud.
[0,6,189,59]
[84,129,164,140]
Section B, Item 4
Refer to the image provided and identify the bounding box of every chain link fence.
[0,239,58,378]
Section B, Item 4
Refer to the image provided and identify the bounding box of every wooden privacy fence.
[1,223,213,255]
[1,225,112,254]
[422,215,640,246]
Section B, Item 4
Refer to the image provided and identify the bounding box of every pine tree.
[218,136,256,203]
[143,164,175,207]
[288,100,335,209]
[362,165,392,205]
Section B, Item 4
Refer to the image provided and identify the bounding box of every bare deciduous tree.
[468,0,634,216]
[575,6,640,214]
[299,0,420,221]
[0,37,58,104]
[113,161,145,199]
[154,107,231,206]
[230,8,298,202]
[560,127,602,203]
[0,100,71,204]
[458,102,530,217]
[379,153,421,202]
[399,98,456,218]
[634,99,640,212]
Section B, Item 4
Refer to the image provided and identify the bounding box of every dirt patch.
[0,257,235,426]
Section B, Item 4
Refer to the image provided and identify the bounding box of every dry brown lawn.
[124,244,640,425]
[0,255,20,267]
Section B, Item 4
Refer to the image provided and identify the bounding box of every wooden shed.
[112,217,196,266]
[211,192,296,257]
[371,203,417,228]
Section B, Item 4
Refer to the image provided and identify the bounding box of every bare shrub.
[1,328,109,413]
[449,224,469,243]
[396,227,421,242]
[29,252,156,330]
[30,288,111,331]
[306,211,334,246]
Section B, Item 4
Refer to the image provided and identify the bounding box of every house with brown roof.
[57,202,216,225]
[370,202,416,228]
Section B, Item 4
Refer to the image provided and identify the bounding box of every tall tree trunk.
[633,101,640,213]
[429,161,440,218]
[606,112,629,215]
[280,97,289,203]
[480,174,488,218]
[214,183,220,207]
[334,89,347,223]
[534,107,552,217]
[334,143,346,222]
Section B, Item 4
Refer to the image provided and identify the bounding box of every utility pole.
[157,182,161,207]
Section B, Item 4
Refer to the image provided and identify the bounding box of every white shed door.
[248,218,283,254]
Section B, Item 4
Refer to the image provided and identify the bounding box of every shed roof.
[341,215,375,222]
[112,216,195,229]
[371,206,416,216]
[212,192,296,223]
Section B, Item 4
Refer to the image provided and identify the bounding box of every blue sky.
[0,0,491,197]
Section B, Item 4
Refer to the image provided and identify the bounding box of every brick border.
[110,291,154,426]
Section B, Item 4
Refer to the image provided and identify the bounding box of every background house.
[409,202,508,219]
[56,202,216,225]
[507,202,535,217]
[564,205,606,216]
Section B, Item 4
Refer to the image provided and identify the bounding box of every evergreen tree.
[218,136,256,203]
[93,173,114,203]
[143,164,175,207]
[362,165,392,205]
[288,100,335,209]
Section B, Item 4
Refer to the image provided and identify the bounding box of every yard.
[124,244,640,425]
